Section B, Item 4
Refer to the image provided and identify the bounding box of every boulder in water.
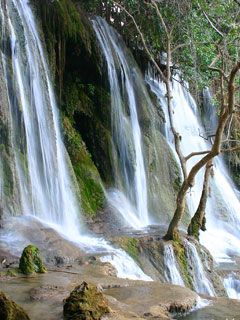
[19,245,46,275]
[0,291,30,320]
[63,281,110,320]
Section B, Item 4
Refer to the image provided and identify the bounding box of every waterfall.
[163,241,215,296]
[184,240,215,296]
[163,243,185,286]
[93,17,149,228]
[223,273,240,299]
[147,73,240,264]
[1,0,81,237]
[0,0,151,282]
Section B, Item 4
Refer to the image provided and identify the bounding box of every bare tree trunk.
[163,181,189,240]
[165,38,187,180]
[187,160,213,240]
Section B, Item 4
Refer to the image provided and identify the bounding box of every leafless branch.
[185,150,210,161]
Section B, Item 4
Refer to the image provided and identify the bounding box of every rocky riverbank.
[0,263,198,320]
[1,215,240,320]
[0,216,199,320]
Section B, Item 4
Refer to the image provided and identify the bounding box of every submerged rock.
[0,291,30,320]
[63,281,110,320]
[19,245,46,275]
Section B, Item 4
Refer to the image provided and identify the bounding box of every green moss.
[0,268,19,278]
[187,219,200,240]
[1,148,14,198]
[62,117,105,217]
[34,0,92,47]
[63,281,110,320]
[19,245,46,275]
[173,240,193,288]
[115,237,140,263]
[0,291,30,320]
[6,268,19,277]
[63,81,95,119]
[173,176,182,192]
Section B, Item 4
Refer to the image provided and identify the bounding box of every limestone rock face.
[0,292,30,320]
[63,281,110,320]
[19,245,46,275]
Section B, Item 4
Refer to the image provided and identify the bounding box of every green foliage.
[19,245,46,275]
[0,292,30,320]
[90,0,240,93]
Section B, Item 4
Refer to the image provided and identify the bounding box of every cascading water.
[1,0,80,236]
[223,273,240,299]
[147,73,240,264]
[184,240,215,296]
[163,241,215,296]
[0,0,151,281]
[93,17,149,228]
[163,243,184,286]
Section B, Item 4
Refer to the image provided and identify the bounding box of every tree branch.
[185,144,240,161]
[208,66,228,81]
[150,0,169,36]
[221,146,240,153]
[171,43,190,53]
[197,2,223,37]
[185,150,210,161]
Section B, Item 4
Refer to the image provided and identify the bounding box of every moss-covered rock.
[63,281,110,320]
[6,268,19,277]
[173,240,192,288]
[62,117,105,217]
[0,291,30,320]
[19,245,46,275]
[114,237,140,264]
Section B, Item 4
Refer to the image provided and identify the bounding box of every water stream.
[163,243,185,286]
[184,240,215,296]
[93,17,149,228]
[223,273,240,299]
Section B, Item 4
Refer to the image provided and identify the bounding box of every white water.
[2,0,80,236]
[147,73,240,264]
[93,17,149,227]
[0,0,151,282]
[163,243,185,286]
[223,273,240,299]
[184,240,215,296]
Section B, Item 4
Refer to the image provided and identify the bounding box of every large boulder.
[63,281,110,320]
[19,245,46,275]
[0,292,30,320]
